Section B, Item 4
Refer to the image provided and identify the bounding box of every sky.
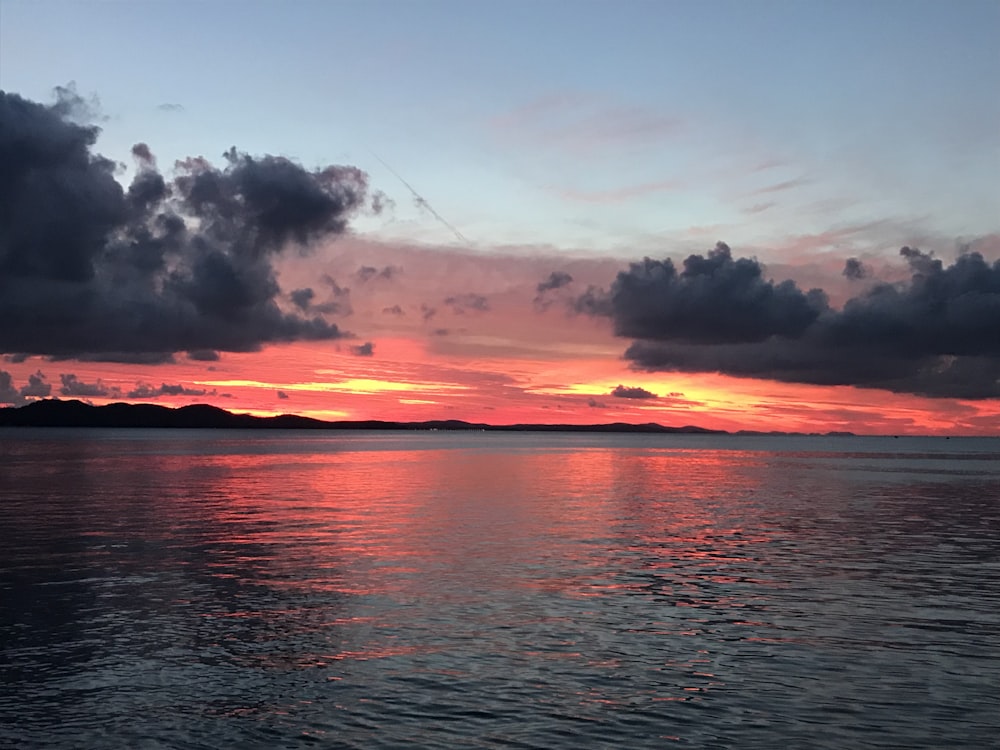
[1,0,999,434]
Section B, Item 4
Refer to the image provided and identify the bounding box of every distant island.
[0,399,859,436]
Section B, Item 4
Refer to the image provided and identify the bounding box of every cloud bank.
[591,242,1000,398]
[0,88,371,362]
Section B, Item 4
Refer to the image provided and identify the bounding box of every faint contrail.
[369,151,469,244]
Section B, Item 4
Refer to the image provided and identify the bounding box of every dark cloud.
[350,341,374,357]
[611,244,1000,399]
[611,384,657,400]
[276,390,289,399]
[587,397,606,408]
[571,285,613,317]
[0,370,52,405]
[20,371,51,398]
[357,265,398,283]
[65,351,178,365]
[603,242,828,344]
[369,190,393,215]
[444,293,490,314]
[187,349,220,362]
[382,304,405,316]
[314,275,352,315]
[290,287,315,311]
[534,271,574,311]
[536,271,573,294]
[127,382,210,399]
[0,371,19,404]
[843,257,870,280]
[60,373,116,398]
[421,304,437,322]
[0,88,368,362]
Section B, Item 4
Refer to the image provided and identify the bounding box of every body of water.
[1,429,998,748]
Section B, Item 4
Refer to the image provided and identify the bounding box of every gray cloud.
[0,88,367,362]
[0,371,19,405]
[60,373,116,398]
[350,341,374,357]
[20,371,51,398]
[534,270,574,311]
[290,287,315,311]
[0,370,51,405]
[357,265,399,283]
[382,304,405,316]
[843,257,870,280]
[444,293,490,314]
[571,285,613,317]
[603,243,1000,399]
[277,390,289,399]
[536,271,574,294]
[611,384,657,399]
[127,382,210,399]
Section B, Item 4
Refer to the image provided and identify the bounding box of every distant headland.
[0,399,859,436]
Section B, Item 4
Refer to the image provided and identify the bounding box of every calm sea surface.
[1,429,998,749]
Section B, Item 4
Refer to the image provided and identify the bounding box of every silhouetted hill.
[0,399,735,434]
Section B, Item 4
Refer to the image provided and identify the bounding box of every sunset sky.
[1,0,999,434]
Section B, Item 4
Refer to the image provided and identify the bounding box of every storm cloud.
[0,88,370,361]
[600,243,1000,398]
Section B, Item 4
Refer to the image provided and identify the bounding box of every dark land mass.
[0,399,856,436]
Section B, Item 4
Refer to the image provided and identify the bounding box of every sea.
[1,429,998,749]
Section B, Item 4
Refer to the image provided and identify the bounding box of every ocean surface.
[1,429,998,749]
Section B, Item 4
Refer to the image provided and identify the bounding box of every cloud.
[534,271,574,310]
[157,103,185,112]
[290,287,315,310]
[444,293,490,314]
[602,242,828,344]
[60,373,116,398]
[0,371,19,404]
[127,382,210,399]
[315,275,352,315]
[611,384,657,400]
[604,243,1000,399]
[842,257,870,280]
[536,271,573,294]
[382,304,405,316]
[187,349,220,361]
[0,88,367,362]
[558,180,678,204]
[356,265,398,282]
[350,341,374,357]
[277,390,289,399]
[572,285,613,317]
[20,371,52,398]
[587,397,606,408]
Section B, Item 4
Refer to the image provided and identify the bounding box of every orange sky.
[4,236,1000,436]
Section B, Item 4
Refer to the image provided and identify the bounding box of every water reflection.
[0,430,998,749]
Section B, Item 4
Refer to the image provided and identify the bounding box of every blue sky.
[2,0,998,255]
